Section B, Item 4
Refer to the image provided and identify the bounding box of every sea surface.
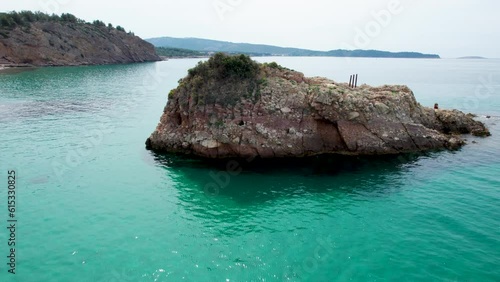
[0,58,499,281]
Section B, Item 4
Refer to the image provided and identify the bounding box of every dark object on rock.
[434,103,439,110]
[349,74,358,88]
[146,53,490,159]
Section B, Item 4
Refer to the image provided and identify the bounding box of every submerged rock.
[146,53,490,159]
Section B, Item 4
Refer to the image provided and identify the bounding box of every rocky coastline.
[0,14,160,67]
[146,53,490,159]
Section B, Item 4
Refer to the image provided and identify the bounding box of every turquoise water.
[0,58,499,281]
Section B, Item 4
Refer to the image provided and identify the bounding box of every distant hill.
[147,36,440,59]
[457,56,486,59]
[0,11,160,67]
[155,47,207,58]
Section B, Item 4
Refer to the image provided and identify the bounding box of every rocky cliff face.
[146,54,490,159]
[0,21,160,66]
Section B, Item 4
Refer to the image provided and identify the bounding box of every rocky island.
[146,53,490,159]
[0,11,160,67]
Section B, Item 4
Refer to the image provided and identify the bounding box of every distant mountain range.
[146,36,440,59]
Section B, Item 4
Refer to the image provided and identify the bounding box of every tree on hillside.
[61,13,78,23]
[0,14,15,28]
[92,20,106,27]
[0,11,133,36]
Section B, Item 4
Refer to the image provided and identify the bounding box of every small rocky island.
[0,11,160,67]
[146,53,490,159]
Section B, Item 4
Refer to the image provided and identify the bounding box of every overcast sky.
[2,0,499,58]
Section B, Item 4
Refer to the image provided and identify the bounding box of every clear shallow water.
[0,58,499,281]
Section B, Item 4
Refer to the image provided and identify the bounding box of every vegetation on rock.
[187,53,260,79]
[264,62,283,70]
[168,53,263,106]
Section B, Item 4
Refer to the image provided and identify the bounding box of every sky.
[2,0,499,58]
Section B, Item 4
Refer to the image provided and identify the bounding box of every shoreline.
[0,64,35,74]
[0,60,161,71]
[0,65,11,72]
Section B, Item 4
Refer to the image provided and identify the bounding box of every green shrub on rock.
[188,53,260,80]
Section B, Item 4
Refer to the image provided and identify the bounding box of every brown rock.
[146,54,490,159]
